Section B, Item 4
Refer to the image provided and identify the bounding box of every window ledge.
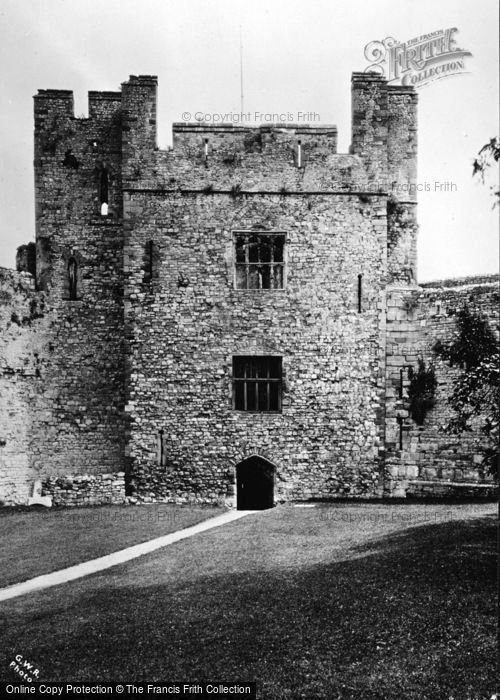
[233,288,287,292]
[89,216,123,226]
[232,410,283,415]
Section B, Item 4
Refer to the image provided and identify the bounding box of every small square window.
[234,232,285,289]
[233,356,282,412]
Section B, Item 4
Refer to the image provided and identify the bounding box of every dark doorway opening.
[236,456,275,510]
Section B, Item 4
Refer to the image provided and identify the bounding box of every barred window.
[233,356,282,412]
[234,232,285,289]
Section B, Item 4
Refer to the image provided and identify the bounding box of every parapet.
[351,71,416,93]
[420,274,500,290]
[123,75,158,86]
[121,75,158,152]
[34,89,74,125]
[172,122,338,155]
[351,71,387,85]
[351,71,418,196]
[172,123,337,133]
[88,91,121,119]
[31,72,420,189]
[34,88,122,123]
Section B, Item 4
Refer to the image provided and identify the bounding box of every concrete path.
[0,509,255,603]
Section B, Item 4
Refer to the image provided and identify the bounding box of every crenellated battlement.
[171,122,338,153]
[34,89,122,123]
[15,69,497,509]
[32,74,417,198]
[88,91,122,119]
[0,69,496,507]
[172,123,338,131]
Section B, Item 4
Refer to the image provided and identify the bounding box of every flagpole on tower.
[239,25,245,122]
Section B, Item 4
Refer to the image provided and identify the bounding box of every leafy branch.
[407,359,437,425]
[434,305,499,476]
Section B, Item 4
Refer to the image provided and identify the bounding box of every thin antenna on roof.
[239,25,245,122]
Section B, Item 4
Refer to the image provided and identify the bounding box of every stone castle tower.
[0,73,496,506]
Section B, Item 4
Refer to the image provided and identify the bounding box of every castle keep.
[0,73,497,506]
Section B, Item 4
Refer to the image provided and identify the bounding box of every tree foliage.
[472,137,499,205]
[434,305,499,476]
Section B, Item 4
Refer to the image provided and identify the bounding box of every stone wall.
[120,72,418,504]
[351,74,418,285]
[43,472,126,506]
[1,88,129,505]
[124,192,388,504]
[385,275,499,497]
[31,88,127,480]
[0,72,496,506]
[0,269,42,503]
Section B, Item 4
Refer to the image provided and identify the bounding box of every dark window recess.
[158,429,165,466]
[148,240,154,278]
[100,169,109,215]
[357,273,363,313]
[235,233,285,289]
[399,368,404,398]
[144,240,156,283]
[68,257,78,300]
[233,356,282,412]
[397,416,404,450]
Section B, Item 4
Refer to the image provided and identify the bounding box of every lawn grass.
[0,503,224,587]
[0,502,496,699]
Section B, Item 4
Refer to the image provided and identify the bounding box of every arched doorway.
[236,456,275,510]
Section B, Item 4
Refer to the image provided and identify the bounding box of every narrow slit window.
[297,140,302,168]
[100,169,109,215]
[204,138,209,162]
[158,429,165,466]
[234,232,285,290]
[357,273,363,313]
[146,240,154,281]
[397,416,404,450]
[233,356,282,412]
[399,368,404,398]
[68,257,78,300]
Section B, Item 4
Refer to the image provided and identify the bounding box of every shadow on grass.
[0,504,224,587]
[0,516,496,699]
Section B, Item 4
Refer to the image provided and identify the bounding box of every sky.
[0,0,498,281]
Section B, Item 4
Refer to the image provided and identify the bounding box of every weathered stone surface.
[385,277,499,496]
[0,73,497,505]
[42,473,126,506]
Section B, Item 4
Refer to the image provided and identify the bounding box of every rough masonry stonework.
[0,72,497,506]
